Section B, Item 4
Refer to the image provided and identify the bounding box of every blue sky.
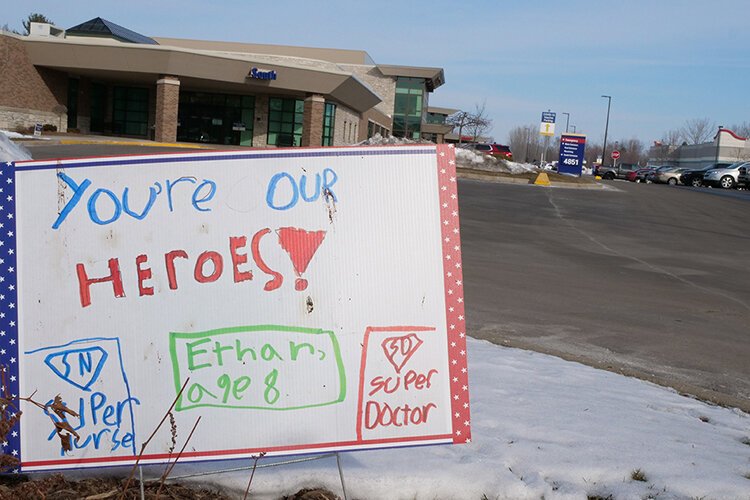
[5,1,749,144]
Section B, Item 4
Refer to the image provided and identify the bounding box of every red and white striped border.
[436,144,471,444]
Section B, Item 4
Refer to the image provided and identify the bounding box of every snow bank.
[358,135,539,175]
[176,337,749,500]
[0,132,32,162]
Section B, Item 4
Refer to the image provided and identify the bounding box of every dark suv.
[467,143,513,160]
[738,164,750,189]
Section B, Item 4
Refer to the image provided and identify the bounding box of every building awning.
[22,38,382,113]
[376,64,445,92]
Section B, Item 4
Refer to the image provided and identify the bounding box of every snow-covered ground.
[3,136,747,499]
[170,337,749,500]
[0,131,33,162]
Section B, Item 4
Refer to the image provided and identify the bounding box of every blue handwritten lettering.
[266,168,338,210]
[51,173,216,228]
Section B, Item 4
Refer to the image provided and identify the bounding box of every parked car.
[464,143,513,160]
[645,166,676,183]
[655,167,688,185]
[738,164,750,189]
[680,163,732,188]
[598,164,638,180]
[702,161,750,189]
[626,167,655,182]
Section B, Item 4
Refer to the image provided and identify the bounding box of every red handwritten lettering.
[76,258,125,308]
[364,401,436,429]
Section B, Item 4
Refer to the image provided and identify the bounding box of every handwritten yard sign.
[0,144,470,471]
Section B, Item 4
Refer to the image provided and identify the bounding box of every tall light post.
[601,95,612,166]
[562,112,570,133]
[571,125,577,133]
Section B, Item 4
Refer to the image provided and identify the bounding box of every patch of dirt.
[0,473,229,499]
[0,474,342,500]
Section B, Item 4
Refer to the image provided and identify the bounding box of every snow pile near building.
[0,132,32,162]
[358,135,538,175]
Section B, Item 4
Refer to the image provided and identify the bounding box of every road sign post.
[611,150,620,168]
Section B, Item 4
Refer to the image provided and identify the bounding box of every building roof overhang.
[22,38,381,113]
[427,106,459,116]
[421,122,453,135]
[375,64,445,92]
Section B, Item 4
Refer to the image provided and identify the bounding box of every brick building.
[0,18,450,147]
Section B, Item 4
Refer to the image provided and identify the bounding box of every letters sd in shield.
[357,326,450,443]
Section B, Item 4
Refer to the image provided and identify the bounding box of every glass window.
[267,97,304,146]
[392,77,425,139]
[322,102,336,146]
[177,91,254,146]
[67,78,79,129]
[112,86,148,137]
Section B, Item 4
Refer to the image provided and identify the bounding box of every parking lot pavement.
[20,141,219,160]
[459,178,750,411]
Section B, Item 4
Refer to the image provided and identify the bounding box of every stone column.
[301,94,325,147]
[154,75,180,143]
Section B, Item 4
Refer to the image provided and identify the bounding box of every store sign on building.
[249,67,277,80]
[3,145,471,471]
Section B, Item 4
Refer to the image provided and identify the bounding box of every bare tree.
[681,118,715,145]
[729,121,750,138]
[661,129,683,147]
[585,142,603,167]
[465,102,493,143]
[617,137,646,165]
[447,103,493,145]
[446,111,473,145]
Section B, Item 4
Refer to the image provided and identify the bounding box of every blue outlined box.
[24,337,139,460]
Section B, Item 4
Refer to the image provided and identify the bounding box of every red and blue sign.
[557,134,586,176]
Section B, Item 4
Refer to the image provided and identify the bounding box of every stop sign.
[611,150,621,160]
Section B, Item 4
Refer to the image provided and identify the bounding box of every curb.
[57,139,211,149]
[458,170,607,189]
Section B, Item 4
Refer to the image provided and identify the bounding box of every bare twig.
[19,393,79,451]
[243,451,267,500]
[119,377,190,499]
[156,415,202,498]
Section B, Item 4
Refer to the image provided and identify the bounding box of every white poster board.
[0,144,470,471]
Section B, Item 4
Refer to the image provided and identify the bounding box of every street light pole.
[571,125,577,133]
[601,95,612,166]
[562,112,570,133]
